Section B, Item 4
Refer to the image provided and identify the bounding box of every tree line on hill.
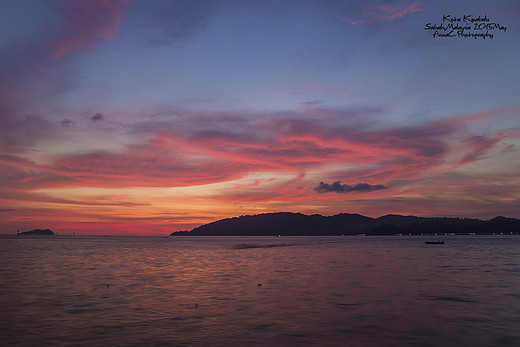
[172,212,520,236]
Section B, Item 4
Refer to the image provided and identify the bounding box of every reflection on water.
[1,235,520,346]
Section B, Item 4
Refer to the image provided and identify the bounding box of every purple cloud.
[91,113,105,122]
[314,181,388,194]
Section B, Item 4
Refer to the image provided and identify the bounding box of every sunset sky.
[1,0,519,235]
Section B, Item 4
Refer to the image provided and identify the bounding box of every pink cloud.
[2,105,519,234]
[367,2,424,21]
[341,1,424,26]
[52,0,131,59]
[2,106,518,223]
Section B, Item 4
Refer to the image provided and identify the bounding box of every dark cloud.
[91,113,104,122]
[61,118,74,127]
[0,209,15,212]
[299,100,322,106]
[314,181,388,194]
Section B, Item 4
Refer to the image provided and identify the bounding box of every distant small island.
[171,213,520,236]
[17,229,55,236]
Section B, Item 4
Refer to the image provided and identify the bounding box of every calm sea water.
[1,235,519,346]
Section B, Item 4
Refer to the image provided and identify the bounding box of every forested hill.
[172,213,520,236]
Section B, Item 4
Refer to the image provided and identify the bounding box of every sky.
[1,0,519,235]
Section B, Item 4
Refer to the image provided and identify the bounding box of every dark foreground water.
[1,235,519,346]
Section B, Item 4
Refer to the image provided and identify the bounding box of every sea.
[1,234,519,346]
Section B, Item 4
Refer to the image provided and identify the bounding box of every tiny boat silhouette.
[425,241,444,244]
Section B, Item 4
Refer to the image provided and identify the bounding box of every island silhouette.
[172,213,520,236]
[17,229,55,236]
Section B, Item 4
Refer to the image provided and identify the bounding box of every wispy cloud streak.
[2,106,517,194]
[340,1,423,26]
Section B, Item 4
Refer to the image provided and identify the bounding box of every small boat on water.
[425,241,444,244]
